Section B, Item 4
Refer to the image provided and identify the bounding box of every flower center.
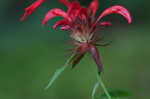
[70,20,97,43]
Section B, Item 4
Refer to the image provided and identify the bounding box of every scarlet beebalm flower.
[21,0,132,72]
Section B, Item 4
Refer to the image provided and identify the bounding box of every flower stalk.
[96,73,112,99]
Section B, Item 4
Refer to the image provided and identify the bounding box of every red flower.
[21,0,132,72]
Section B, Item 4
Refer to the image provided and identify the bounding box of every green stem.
[96,73,112,99]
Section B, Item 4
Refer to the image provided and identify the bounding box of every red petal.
[42,8,71,26]
[88,0,99,19]
[67,1,80,20]
[99,22,112,27]
[96,5,132,24]
[59,0,71,7]
[89,44,103,72]
[53,19,72,29]
[21,0,46,21]
[75,7,88,20]
[60,26,70,30]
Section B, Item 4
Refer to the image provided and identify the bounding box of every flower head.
[21,0,132,72]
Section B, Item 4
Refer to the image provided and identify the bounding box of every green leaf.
[92,82,99,99]
[44,53,76,90]
[97,89,132,99]
[44,65,67,90]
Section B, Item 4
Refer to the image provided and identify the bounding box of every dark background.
[0,0,150,99]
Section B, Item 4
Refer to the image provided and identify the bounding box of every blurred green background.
[0,0,150,99]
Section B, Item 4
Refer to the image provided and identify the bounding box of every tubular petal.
[88,0,99,19]
[42,8,71,26]
[61,26,70,30]
[67,1,80,20]
[75,7,88,20]
[99,22,112,27]
[21,0,46,21]
[89,44,103,72]
[59,0,71,7]
[53,19,72,29]
[96,5,132,24]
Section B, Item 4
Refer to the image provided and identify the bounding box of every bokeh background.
[0,0,150,99]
